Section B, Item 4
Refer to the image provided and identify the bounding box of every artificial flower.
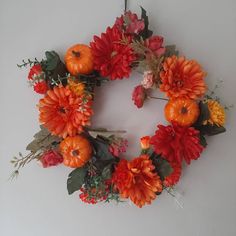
[40,150,63,168]
[33,81,48,94]
[28,64,43,80]
[132,85,146,108]
[68,78,85,96]
[150,124,204,164]
[112,155,163,208]
[203,99,226,127]
[163,161,182,187]
[141,71,154,89]
[160,56,207,100]
[38,86,93,138]
[90,26,136,80]
[140,136,151,149]
[114,11,145,34]
[108,137,128,157]
[79,186,109,204]
[145,36,165,57]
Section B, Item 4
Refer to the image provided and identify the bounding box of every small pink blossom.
[141,71,154,89]
[114,11,145,34]
[145,35,166,57]
[40,150,63,168]
[109,138,128,157]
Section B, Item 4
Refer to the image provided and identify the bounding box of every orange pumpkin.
[64,44,94,76]
[60,135,92,168]
[165,98,200,126]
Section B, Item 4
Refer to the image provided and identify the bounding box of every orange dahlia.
[112,155,163,208]
[160,56,207,99]
[38,86,93,138]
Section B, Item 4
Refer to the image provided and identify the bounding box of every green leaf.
[200,125,226,136]
[67,167,87,195]
[150,153,173,181]
[194,101,210,126]
[101,164,113,180]
[164,45,179,57]
[140,6,153,39]
[45,51,60,71]
[199,134,207,147]
[26,126,61,152]
[89,136,115,161]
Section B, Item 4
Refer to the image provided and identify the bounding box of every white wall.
[1,0,236,235]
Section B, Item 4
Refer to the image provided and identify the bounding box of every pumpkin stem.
[72,150,80,156]
[147,96,168,101]
[181,107,188,114]
[72,50,81,58]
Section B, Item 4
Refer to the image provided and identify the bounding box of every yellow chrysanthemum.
[68,78,85,96]
[203,99,226,127]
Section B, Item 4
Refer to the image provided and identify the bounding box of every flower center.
[111,51,118,58]
[59,107,67,113]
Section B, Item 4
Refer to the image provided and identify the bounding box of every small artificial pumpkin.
[165,98,200,126]
[60,135,92,168]
[64,44,94,76]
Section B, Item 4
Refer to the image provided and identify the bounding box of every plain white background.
[1,0,236,235]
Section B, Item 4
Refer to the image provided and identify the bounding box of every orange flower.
[68,78,85,96]
[160,56,207,100]
[112,155,162,208]
[38,86,93,138]
[140,136,151,149]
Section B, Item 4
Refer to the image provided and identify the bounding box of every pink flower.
[145,36,166,57]
[28,64,43,80]
[132,85,146,108]
[141,71,154,89]
[114,11,145,34]
[109,138,128,157]
[33,81,48,94]
[40,150,63,168]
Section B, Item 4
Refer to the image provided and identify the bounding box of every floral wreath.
[11,4,227,208]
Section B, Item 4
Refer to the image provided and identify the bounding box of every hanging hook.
[124,0,128,12]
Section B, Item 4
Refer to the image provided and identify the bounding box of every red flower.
[150,124,204,165]
[33,81,48,94]
[132,85,146,108]
[40,150,63,168]
[108,138,128,157]
[114,11,145,34]
[163,161,182,187]
[145,36,166,57]
[90,26,136,80]
[112,159,133,191]
[28,64,43,80]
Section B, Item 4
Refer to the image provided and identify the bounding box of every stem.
[86,127,126,134]
[72,50,80,57]
[147,96,168,101]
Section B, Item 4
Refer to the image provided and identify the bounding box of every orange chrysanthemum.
[112,155,163,208]
[38,86,93,138]
[160,56,207,99]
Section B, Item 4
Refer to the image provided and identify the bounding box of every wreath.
[11,4,227,208]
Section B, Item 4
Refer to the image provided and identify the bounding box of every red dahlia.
[150,124,204,165]
[90,26,136,80]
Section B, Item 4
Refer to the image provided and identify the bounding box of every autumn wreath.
[11,6,227,208]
